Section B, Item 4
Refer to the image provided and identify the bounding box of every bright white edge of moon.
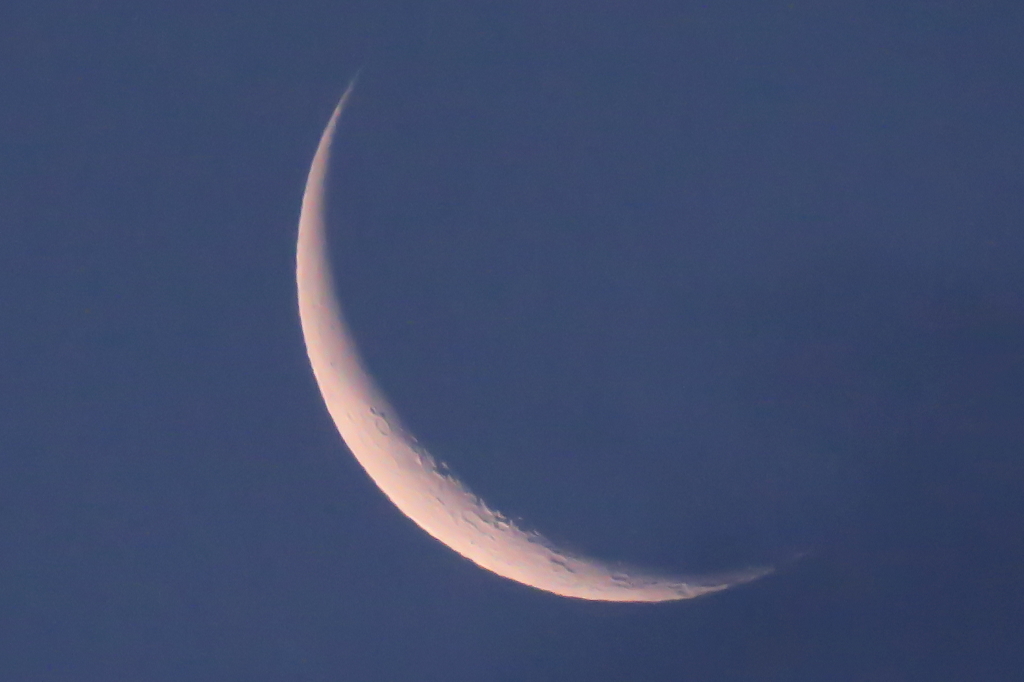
[296,80,774,602]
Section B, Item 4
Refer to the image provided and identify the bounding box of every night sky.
[3,2,1023,680]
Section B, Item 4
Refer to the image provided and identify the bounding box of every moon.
[296,80,772,601]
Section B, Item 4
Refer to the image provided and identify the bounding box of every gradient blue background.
[2,2,1023,679]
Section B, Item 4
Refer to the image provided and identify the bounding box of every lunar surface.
[296,80,772,601]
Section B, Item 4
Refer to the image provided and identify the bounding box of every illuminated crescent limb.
[296,80,772,601]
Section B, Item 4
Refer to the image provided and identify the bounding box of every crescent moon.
[296,80,772,601]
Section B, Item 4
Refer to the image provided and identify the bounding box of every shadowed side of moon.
[295,80,773,602]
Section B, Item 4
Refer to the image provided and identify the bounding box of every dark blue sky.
[2,2,1023,680]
